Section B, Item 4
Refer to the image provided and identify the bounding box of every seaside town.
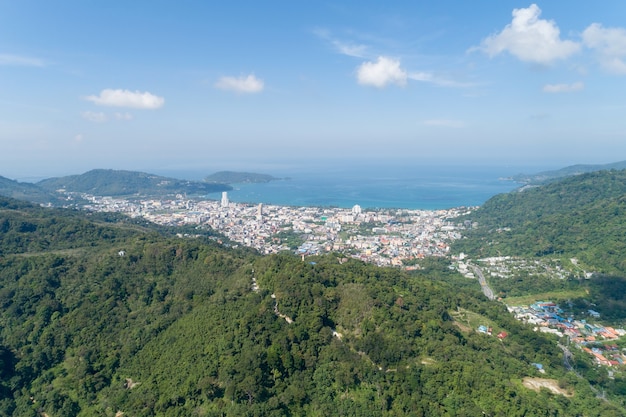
[77,191,471,267]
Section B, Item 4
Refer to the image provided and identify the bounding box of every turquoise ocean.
[159,162,539,210]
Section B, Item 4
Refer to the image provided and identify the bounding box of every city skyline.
[2,2,626,178]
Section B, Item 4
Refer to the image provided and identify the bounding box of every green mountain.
[204,170,279,184]
[37,169,232,197]
[0,175,61,205]
[455,169,626,271]
[509,160,626,185]
[0,196,621,416]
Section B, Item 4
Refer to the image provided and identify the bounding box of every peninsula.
[204,170,283,184]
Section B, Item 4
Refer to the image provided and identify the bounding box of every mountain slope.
[455,169,626,273]
[510,160,626,185]
[0,175,61,204]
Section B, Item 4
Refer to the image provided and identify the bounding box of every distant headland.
[204,171,287,184]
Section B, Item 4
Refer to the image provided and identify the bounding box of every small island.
[204,170,284,184]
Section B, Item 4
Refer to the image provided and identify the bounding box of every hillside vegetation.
[0,196,622,415]
[455,169,626,272]
[0,175,62,205]
[510,160,626,185]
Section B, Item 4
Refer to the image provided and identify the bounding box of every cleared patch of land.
[504,289,587,306]
[449,307,505,335]
[522,377,573,397]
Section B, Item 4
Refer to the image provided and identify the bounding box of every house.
[588,309,601,318]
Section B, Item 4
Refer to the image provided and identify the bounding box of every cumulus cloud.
[543,81,584,93]
[81,111,108,123]
[0,53,45,67]
[356,57,472,89]
[85,89,164,109]
[476,4,580,64]
[215,74,264,93]
[357,56,407,88]
[582,23,626,74]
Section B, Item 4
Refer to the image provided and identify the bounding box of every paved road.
[470,264,495,300]
[557,343,607,399]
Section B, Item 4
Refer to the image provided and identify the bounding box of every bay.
[160,162,533,210]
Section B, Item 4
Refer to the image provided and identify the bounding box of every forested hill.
[0,196,624,415]
[454,169,626,272]
[509,160,626,185]
[0,175,61,205]
[37,169,231,197]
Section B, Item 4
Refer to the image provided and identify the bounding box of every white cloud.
[81,111,108,123]
[215,74,264,93]
[74,134,84,143]
[357,56,407,88]
[313,28,368,58]
[582,23,626,74]
[422,119,466,128]
[0,53,45,67]
[409,72,474,88]
[543,81,584,93]
[333,40,367,58]
[85,89,164,109]
[114,112,133,120]
[476,4,580,64]
[82,111,134,122]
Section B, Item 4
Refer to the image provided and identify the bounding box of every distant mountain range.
[507,160,626,185]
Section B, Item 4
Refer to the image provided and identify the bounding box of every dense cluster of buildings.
[78,192,471,267]
[509,302,626,367]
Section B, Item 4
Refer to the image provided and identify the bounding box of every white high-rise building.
[221,191,229,208]
[257,203,263,221]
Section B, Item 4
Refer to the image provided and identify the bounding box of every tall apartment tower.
[257,203,263,221]
[221,191,229,208]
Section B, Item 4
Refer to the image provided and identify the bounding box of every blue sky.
[2,1,626,178]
